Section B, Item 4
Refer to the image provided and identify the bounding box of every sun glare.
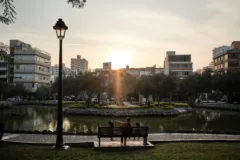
[106,49,133,69]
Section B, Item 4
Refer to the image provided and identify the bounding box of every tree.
[35,85,51,100]
[8,83,27,97]
[1,0,86,25]
[160,75,176,105]
[137,75,154,106]
[0,43,13,63]
[82,72,98,106]
[151,73,165,106]
[122,73,137,102]
[0,81,8,100]
[178,73,202,105]
[95,73,107,105]
[0,0,16,25]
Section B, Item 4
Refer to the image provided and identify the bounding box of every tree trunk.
[74,94,78,103]
[98,91,101,105]
[169,93,172,105]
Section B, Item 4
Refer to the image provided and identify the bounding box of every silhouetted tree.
[1,0,86,25]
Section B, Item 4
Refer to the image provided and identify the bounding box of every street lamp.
[53,18,68,149]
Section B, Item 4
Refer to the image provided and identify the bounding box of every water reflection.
[0,106,240,133]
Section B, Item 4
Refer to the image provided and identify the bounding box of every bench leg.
[143,138,147,146]
[99,138,100,146]
[124,137,127,146]
[121,137,123,144]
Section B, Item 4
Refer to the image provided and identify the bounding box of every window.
[224,54,228,60]
[16,64,20,69]
[225,62,228,68]
[0,63,7,68]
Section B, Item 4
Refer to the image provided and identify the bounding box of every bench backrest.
[98,126,148,137]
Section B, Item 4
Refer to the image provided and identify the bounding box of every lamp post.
[53,18,68,149]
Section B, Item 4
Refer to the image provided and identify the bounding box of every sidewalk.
[2,133,240,144]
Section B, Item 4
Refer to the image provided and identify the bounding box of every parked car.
[7,96,22,102]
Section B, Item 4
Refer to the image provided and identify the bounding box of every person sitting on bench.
[134,122,141,140]
[108,120,114,141]
[120,117,131,127]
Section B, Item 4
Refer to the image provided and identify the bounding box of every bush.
[154,102,170,106]
[149,104,155,107]
[160,102,170,106]
[163,105,174,110]
[173,103,189,107]
[68,103,86,108]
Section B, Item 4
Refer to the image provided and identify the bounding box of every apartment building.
[51,63,72,82]
[164,51,193,79]
[212,46,231,58]
[71,55,88,73]
[10,40,51,92]
[213,41,240,71]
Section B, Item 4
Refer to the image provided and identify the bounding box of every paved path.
[2,133,240,144]
[174,107,187,113]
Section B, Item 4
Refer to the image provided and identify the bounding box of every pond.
[1,106,240,133]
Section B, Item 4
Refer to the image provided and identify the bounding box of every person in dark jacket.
[108,120,114,141]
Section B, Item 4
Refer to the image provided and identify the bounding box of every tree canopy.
[0,0,86,25]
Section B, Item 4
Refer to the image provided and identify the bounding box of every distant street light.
[53,18,68,149]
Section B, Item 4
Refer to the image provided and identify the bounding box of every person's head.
[127,117,131,123]
[136,122,140,127]
[108,120,114,127]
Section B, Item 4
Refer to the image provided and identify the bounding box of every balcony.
[0,75,7,78]
[14,48,51,60]
[14,68,50,76]
[170,68,193,71]
[14,60,51,67]
[0,67,7,71]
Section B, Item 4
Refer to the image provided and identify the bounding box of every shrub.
[160,102,170,106]
[173,103,188,107]
[68,103,86,108]
[163,105,174,110]
[149,104,155,107]
[154,102,172,106]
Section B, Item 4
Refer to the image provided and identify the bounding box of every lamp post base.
[52,144,70,150]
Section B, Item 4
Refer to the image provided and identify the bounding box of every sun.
[106,49,133,69]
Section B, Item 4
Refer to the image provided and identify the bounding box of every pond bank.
[63,107,192,117]
[194,103,240,111]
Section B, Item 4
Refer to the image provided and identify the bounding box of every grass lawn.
[1,143,240,160]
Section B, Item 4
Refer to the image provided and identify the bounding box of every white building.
[212,46,231,58]
[51,63,73,83]
[126,66,163,78]
[164,51,193,79]
[71,55,88,73]
[51,63,72,76]
[10,40,51,92]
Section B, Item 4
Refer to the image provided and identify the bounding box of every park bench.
[97,126,148,146]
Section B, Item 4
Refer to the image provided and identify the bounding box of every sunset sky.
[0,0,239,70]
